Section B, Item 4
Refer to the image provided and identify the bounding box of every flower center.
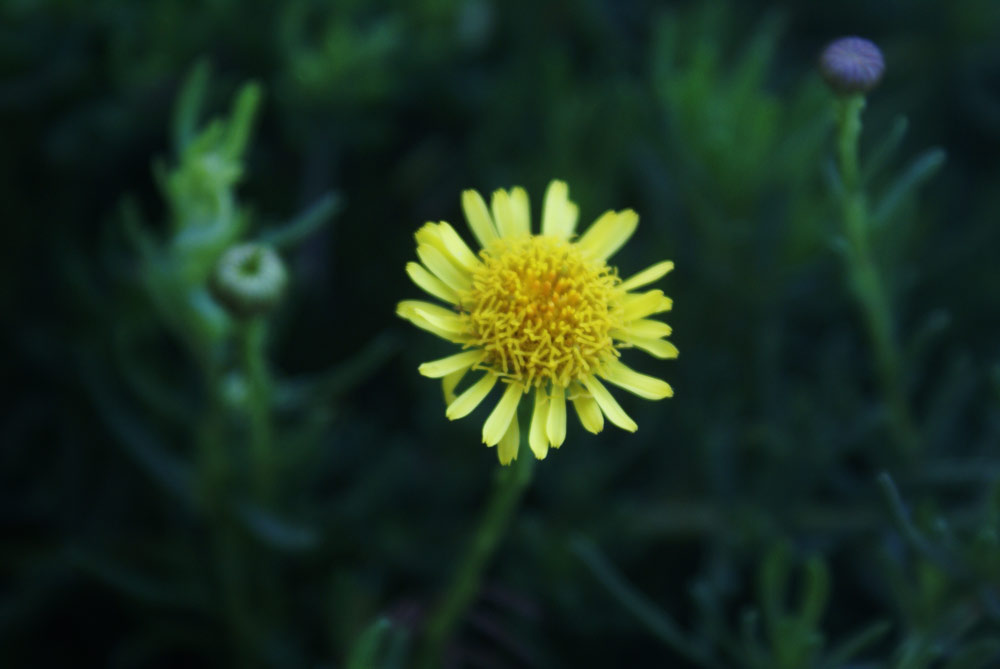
[464,236,622,387]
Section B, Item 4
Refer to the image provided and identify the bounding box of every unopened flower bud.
[819,36,885,95]
[210,243,288,318]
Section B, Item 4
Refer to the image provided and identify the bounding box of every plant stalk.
[419,442,535,667]
[834,94,919,457]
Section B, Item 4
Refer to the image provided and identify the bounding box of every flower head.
[398,180,676,464]
[819,36,885,95]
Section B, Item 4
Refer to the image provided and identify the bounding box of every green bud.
[210,243,288,318]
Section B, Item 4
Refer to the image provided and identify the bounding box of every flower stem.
[834,94,919,457]
[419,443,535,667]
[240,317,275,499]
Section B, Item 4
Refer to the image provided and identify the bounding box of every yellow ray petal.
[418,349,485,378]
[483,382,523,446]
[446,373,498,420]
[442,367,467,405]
[398,300,467,334]
[622,289,673,321]
[582,375,637,432]
[510,187,531,234]
[406,262,459,304]
[599,359,674,400]
[416,244,472,292]
[497,414,520,464]
[416,222,481,274]
[576,209,638,261]
[572,393,604,434]
[620,318,672,339]
[396,301,467,343]
[462,189,499,248]
[541,180,578,239]
[491,189,528,238]
[620,261,675,292]
[546,385,567,447]
[611,330,679,359]
[528,390,550,460]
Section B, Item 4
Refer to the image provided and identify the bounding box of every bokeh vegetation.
[4,0,1000,666]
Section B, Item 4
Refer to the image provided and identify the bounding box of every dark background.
[4,0,1000,666]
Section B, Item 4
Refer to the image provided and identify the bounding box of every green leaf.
[571,536,712,665]
[222,80,264,161]
[823,620,890,668]
[80,357,195,510]
[863,115,909,183]
[345,618,393,669]
[173,60,211,153]
[259,192,342,250]
[942,637,1000,669]
[798,556,830,625]
[274,332,399,410]
[873,148,946,226]
[235,502,320,552]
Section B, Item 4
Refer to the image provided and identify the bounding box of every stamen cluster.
[465,236,621,387]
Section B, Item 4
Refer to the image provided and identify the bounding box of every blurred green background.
[4,0,1000,666]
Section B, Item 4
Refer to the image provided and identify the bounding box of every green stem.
[241,317,275,500]
[834,94,920,457]
[419,443,535,667]
[195,362,255,664]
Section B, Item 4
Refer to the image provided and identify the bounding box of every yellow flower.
[397,180,676,465]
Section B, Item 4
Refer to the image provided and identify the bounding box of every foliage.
[3,0,1000,667]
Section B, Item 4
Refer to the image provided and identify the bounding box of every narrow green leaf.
[274,332,399,410]
[223,81,263,161]
[863,115,908,183]
[799,556,830,625]
[235,502,320,552]
[346,618,392,669]
[823,620,890,668]
[80,358,195,509]
[173,60,210,153]
[259,192,342,250]
[943,638,1000,669]
[873,148,946,226]
[571,536,713,665]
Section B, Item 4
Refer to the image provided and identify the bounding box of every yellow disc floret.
[464,235,623,388]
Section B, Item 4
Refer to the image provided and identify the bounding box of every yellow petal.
[418,349,485,378]
[510,186,531,234]
[528,391,550,459]
[620,261,674,292]
[620,318,672,339]
[546,385,567,448]
[462,189,499,248]
[397,301,467,343]
[611,330,679,359]
[622,290,673,321]
[541,180,578,239]
[416,244,472,292]
[482,382,523,446]
[582,375,637,432]
[431,221,481,273]
[491,189,528,238]
[576,209,638,261]
[446,373,498,420]
[442,367,467,405]
[406,262,459,304]
[497,414,520,464]
[572,393,604,434]
[599,359,673,400]
[399,300,467,334]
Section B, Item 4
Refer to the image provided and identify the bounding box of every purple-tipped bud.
[819,37,885,95]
